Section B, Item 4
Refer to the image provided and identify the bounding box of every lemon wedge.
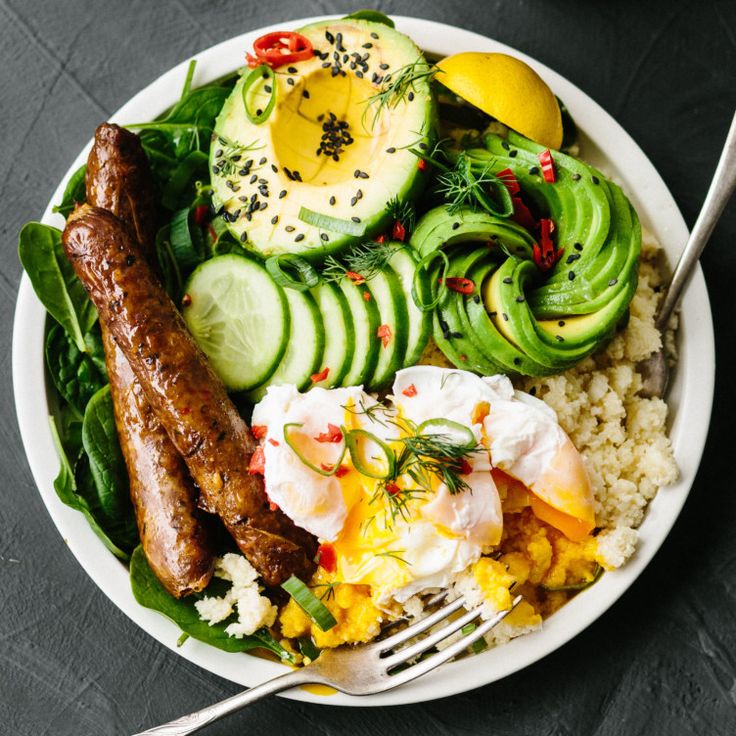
[436,52,563,150]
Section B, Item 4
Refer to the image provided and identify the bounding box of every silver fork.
[133,594,522,735]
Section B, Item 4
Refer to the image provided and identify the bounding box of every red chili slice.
[402,384,418,397]
[441,277,475,294]
[363,291,372,301]
[268,438,280,447]
[315,423,343,443]
[346,270,365,284]
[533,218,563,271]
[417,158,428,171]
[511,196,537,232]
[193,205,209,225]
[317,542,337,573]
[375,234,386,244]
[248,446,265,475]
[496,168,520,195]
[392,219,406,242]
[310,366,330,383]
[377,323,392,347]
[458,458,473,475]
[251,425,268,440]
[385,482,401,496]
[538,149,556,183]
[248,31,314,69]
[335,465,350,478]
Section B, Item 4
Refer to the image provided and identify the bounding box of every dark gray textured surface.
[2,0,735,733]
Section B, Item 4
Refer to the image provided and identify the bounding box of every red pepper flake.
[377,323,392,348]
[310,366,330,383]
[317,542,337,573]
[180,406,191,415]
[392,219,406,242]
[538,149,556,183]
[248,446,265,475]
[363,291,371,301]
[268,500,280,512]
[441,276,475,294]
[193,205,209,226]
[496,168,520,195]
[268,438,280,447]
[252,425,268,440]
[247,31,314,69]
[417,158,428,171]
[375,234,386,244]
[385,481,401,495]
[402,384,418,397]
[533,218,564,272]
[346,270,365,284]
[459,458,473,475]
[335,465,350,478]
[511,196,537,232]
[315,423,343,443]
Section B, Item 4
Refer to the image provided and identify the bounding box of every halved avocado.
[211,17,436,259]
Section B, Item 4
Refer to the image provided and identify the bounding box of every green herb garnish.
[281,576,337,632]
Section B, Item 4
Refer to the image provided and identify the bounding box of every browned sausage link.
[63,206,318,586]
[87,123,214,597]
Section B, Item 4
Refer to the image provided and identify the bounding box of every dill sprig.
[312,581,342,601]
[341,398,393,428]
[321,241,404,283]
[363,59,438,129]
[376,550,411,565]
[212,134,263,178]
[385,196,416,234]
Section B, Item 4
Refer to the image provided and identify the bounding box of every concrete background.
[1,1,735,733]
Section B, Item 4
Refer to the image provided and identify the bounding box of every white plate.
[12,15,715,706]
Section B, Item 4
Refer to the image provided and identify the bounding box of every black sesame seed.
[320,233,329,241]
[264,85,272,93]
[271,216,279,225]
[259,157,267,165]
[386,147,396,153]
[249,174,257,184]
[260,202,268,210]
[609,278,618,287]
[302,90,310,99]
[513,358,521,366]
[591,175,600,185]
[240,232,247,242]
[568,271,576,280]
[356,189,363,199]
[371,32,379,39]
[452,222,460,230]
[509,150,518,158]
[287,66,298,74]
[503,277,512,285]
[502,313,509,321]
[558,320,566,327]
[354,169,361,178]
[356,71,364,78]
[515,296,525,303]
[329,195,336,206]
[501,141,510,150]
[211,165,220,174]
[473,295,481,304]
[285,225,295,232]
[271,164,278,173]
[295,234,305,242]
[566,253,581,264]
[379,63,389,70]
[255,108,262,116]
[279,190,287,199]
[574,242,583,251]
[529,166,540,175]
[408,91,415,101]
[571,173,581,181]
[351,216,361,223]
[287,78,295,86]
[350,196,357,207]
[322,62,332,69]
[325,30,335,43]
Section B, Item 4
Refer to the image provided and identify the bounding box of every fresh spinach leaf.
[161,150,210,210]
[52,164,87,218]
[48,415,133,560]
[81,385,138,551]
[18,223,97,352]
[129,546,297,661]
[45,323,106,417]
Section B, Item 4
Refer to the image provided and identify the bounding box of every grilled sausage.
[87,123,214,597]
[63,205,318,586]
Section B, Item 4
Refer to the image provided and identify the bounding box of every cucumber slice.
[183,254,289,391]
[339,278,380,388]
[248,288,325,401]
[365,267,409,391]
[387,245,431,367]
[310,281,354,387]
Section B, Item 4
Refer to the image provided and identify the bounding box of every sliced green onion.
[298,207,366,236]
[180,59,197,102]
[265,255,320,292]
[242,64,276,125]
[344,427,396,479]
[281,575,337,632]
[283,423,346,476]
[298,636,321,662]
[412,249,449,312]
[416,418,477,449]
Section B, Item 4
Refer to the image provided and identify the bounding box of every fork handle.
[656,109,736,331]
[132,668,315,736]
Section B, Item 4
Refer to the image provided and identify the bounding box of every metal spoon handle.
[656,110,736,331]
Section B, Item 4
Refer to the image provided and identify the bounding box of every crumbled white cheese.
[595,527,639,570]
[194,553,277,638]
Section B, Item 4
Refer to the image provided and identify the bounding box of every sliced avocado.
[211,17,436,259]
